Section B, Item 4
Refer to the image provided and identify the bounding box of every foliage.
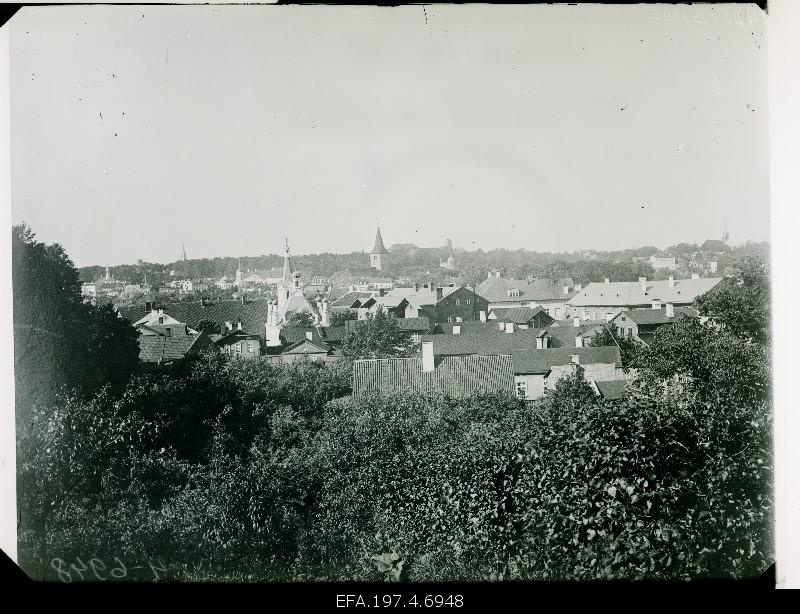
[328,309,358,326]
[695,256,771,345]
[340,310,414,360]
[285,311,315,328]
[589,322,641,368]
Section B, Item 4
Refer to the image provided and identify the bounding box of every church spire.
[371,226,389,255]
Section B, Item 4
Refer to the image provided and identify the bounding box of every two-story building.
[474,274,580,320]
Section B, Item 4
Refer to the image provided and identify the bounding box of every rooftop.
[352,354,515,398]
[568,277,722,307]
[512,346,623,375]
[475,277,578,303]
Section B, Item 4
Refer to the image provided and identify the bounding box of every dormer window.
[508,288,520,298]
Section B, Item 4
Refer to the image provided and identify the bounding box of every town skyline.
[10,4,768,267]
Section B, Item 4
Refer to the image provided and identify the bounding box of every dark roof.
[213,330,262,347]
[489,306,550,324]
[352,354,515,398]
[119,300,270,337]
[511,347,623,375]
[137,324,191,336]
[594,379,628,400]
[371,228,389,254]
[614,306,698,326]
[423,327,556,355]
[138,331,209,363]
[545,322,605,346]
[281,326,325,344]
[321,326,347,342]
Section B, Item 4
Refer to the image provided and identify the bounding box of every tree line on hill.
[14,223,772,582]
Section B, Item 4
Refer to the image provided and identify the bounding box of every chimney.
[220,323,227,335]
[452,324,461,335]
[305,331,313,340]
[666,303,674,318]
[575,284,582,292]
[379,288,386,297]
[237,321,242,330]
[639,277,647,292]
[562,285,569,295]
[651,300,661,310]
[505,322,514,334]
[536,336,544,350]
[422,341,434,372]
[692,273,700,279]
[604,278,610,285]
[571,353,580,364]
[200,298,206,307]
[479,310,487,322]
[575,334,584,348]
[668,275,675,288]
[605,312,614,322]
[413,283,419,292]
[241,295,245,305]
[165,327,171,337]
[436,287,443,302]
[425,281,433,291]
[185,325,190,335]
[573,317,581,328]
[145,301,152,312]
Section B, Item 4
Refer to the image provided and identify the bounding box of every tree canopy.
[340,310,414,360]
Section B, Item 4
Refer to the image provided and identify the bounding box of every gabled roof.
[568,278,723,307]
[371,228,389,254]
[281,326,325,345]
[352,354,515,398]
[388,285,460,307]
[613,306,698,326]
[594,379,628,400]
[512,346,622,375]
[329,291,374,308]
[281,338,331,355]
[544,322,604,346]
[475,277,578,303]
[138,331,209,363]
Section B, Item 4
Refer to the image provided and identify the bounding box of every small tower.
[722,221,730,246]
[181,244,188,261]
[105,265,111,282]
[277,238,293,315]
[370,227,389,272]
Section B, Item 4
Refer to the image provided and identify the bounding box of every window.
[235,344,242,355]
[247,342,254,353]
[508,288,520,298]
[158,316,164,324]
[456,316,463,322]
[516,381,528,400]
[466,298,471,305]
[411,333,421,343]
[455,298,460,306]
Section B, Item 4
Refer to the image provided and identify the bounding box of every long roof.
[475,277,577,303]
[138,331,208,363]
[119,300,271,337]
[423,327,555,355]
[352,354,515,398]
[568,277,722,307]
[512,346,622,374]
[388,285,460,307]
[489,306,550,324]
[613,306,698,325]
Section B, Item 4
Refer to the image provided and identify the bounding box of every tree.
[701,239,730,253]
[196,319,222,334]
[328,309,358,326]
[340,310,414,359]
[12,224,139,410]
[589,322,641,368]
[694,256,770,345]
[285,311,315,328]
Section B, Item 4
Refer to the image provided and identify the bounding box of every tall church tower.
[277,238,293,314]
[235,258,243,288]
[370,227,389,272]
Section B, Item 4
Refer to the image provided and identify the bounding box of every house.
[567,275,722,321]
[273,337,340,364]
[611,304,698,345]
[546,318,608,348]
[511,346,625,401]
[474,273,580,319]
[329,290,375,309]
[352,348,515,399]
[344,316,432,345]
[649,255,677,271]
[388,284,489,324]
[211,329,263,360]
[357,295,410,319]
[487,306,555,329]
[136,324,212,364]
[280,325,347,347]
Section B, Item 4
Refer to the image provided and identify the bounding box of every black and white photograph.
[1,1,791,591]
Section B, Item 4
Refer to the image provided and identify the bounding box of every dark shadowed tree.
[589,322,641,368]
[286,311,315,328]
[694,256,770,345]
[341,309,413,359]
[328,309,358,326]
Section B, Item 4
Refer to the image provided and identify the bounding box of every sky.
[9,4,769,267]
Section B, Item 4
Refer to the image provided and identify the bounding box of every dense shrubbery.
[15,226,772,581]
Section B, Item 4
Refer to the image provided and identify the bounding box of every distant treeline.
[77,239,770,288]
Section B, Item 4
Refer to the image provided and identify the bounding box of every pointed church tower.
[235,258,243,288]
[105,265,111,281]
[370,227,389,272]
